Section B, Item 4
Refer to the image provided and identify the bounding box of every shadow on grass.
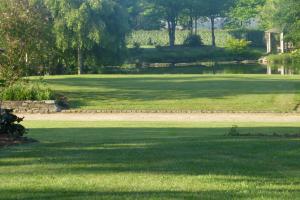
[1,127,300,177]
[1,126,300,199]
[2,189,298,200]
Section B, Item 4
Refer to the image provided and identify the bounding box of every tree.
[261,0,300,45]
[0,0,56,76]
[228,0,266,28]
[45,0,127,75]
[204,0,235,47]
[184,0,206,35]
[150,0,185,47]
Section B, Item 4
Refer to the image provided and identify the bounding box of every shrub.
[267,49,300,64]
[133,42,141,49]
[1,81,53,101]
[0,109,27,138]
[226,38,251,53]
[227,125,240,136]
[147,38,154,46]
[183,34,203,47]
[228,29,265,47]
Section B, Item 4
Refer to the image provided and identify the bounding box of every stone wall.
[1,100,61,113]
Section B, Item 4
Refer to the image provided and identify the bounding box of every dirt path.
[20,113,300,122]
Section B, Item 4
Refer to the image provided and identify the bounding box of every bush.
[227,125,240,136]
[226,38,251,53]
[183,34,203,47]
[228,29,265,47]
[1,81,53,101]
[0,109,27,138]
[267,49,300,64]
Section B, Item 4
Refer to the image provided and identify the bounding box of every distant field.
[1,121,300,199]
[42,74,300,112]
[127,30,232,47]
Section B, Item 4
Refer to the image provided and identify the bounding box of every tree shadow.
[1,126,300,199]
[1,188,298,200]
[1,127,300,177]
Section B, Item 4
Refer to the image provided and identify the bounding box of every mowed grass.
[42,74,300,112]
[1,121,300,199]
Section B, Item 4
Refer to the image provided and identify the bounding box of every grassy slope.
[42,74,300,112]
[0,121,300,199]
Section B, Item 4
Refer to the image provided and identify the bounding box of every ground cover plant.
[40,74,300,112]
[0,80,53,101]
[0,121,299,199]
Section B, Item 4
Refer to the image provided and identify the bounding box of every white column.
[279,65,285,75]
[280,32,284,53]
[267,32,272,53]
[267,65,272,75]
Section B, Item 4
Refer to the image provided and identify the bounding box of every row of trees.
[1,0,299,76]
[0,0,129,75]
[128,0,236,47]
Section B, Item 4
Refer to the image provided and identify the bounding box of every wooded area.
[0,0,299,76]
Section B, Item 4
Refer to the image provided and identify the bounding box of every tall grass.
[127,30,233,47]
[1,81,53,101]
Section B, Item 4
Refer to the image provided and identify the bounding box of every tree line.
[0,0,299,76]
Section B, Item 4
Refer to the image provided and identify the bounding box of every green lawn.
[42,74,300,112]
[1,121,300,199]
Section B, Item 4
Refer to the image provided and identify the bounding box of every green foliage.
[44,0,129,74]
[261,0,300,45]
[1,81,53,101]
[227,0,266,28]
[226,38,252,53]
[0,109,27,138]
[267,49,300,64]
[183,34,203,47]
[228,29,265,47]
[0,0,58,76]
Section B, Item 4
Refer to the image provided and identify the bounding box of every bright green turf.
[42,74,300,112]
[1,121,300,199]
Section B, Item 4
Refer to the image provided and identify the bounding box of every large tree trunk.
[77,46,83,75]
[194,18,198,35]
[167,19,176,47]
[189,16,193,35]
[210,16,216,47]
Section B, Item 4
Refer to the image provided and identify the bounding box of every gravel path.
[20,113,300,122]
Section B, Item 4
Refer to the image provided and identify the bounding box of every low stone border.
[61,109,299,114]
[2,101,299,114]
[1,100,61,113]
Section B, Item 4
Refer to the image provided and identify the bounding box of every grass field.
[42,74,300,112]
[1,121,300,199]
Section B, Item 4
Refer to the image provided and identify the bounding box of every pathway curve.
[21,113,300,122]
